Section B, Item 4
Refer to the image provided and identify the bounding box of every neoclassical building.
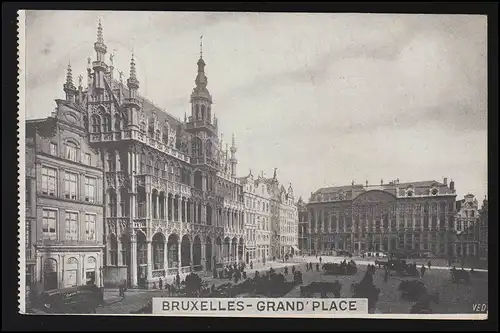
[27,22,250,289]
[307,178,458,257]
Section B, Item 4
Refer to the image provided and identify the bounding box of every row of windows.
[49,142,92,165]
[90,113,128,133]
[42,209,96,241]
[245,197,270,212]
[41,166,97,203]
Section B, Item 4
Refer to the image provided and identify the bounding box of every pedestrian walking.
[427,260,432,270]
[421,265,426,278]
[284,266,288,275]
[316,263,320,272]
[319,257,322,264]
[159,278,163,290]
[176,273,181,288]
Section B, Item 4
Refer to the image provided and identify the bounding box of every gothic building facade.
[306,178,459,257]
[297,197,309,253]
[454,194,480,257]
[27,22,252,290]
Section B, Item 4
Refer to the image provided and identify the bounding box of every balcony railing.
[166,268,178,276]
[152,269,165,278]
[35,239,103,246]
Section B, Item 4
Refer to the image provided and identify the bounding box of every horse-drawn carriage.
[322,262,357,275]
[300,281,342,298]
[451,269,471,284]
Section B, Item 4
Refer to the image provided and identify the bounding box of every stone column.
[202,204,206,224]
[190,241,194,269]
[146,240,152,282]
[155,195,159,220]
[201,242,206,270]
[130,235,138,288]
[177,242,182,273]
[163,240,168,272]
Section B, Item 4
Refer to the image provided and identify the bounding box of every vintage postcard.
[18,10,488,319]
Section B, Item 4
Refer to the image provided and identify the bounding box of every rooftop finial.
[66,62,73,86]
[232,133,236,147]
[97,18,104,44]
[130,52,136,80]
[118,70,124,84]
[200,35,203,59]
[78,75,83,88]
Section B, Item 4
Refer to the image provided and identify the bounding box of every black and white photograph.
[18,10,489,319]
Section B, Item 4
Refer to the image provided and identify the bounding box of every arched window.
[120,187,129,216]
[175,166,181,183]
[147,155,153,174]
[121,112,128,128]
[139,153,146,174]
[114,114,121,132]
[91,115,101,133]
[195,105,200,120]
[108,190,117,217]
[103,114,111,132]
[154,161,160,177]
[201,105,206,120]
[192,137,202,157]
[109,235,118,266]
[206,140,212,158]
[163,128,169,144]
[64,141,79,162]
[155,130,161,142]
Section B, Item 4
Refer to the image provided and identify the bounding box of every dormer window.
[407,190,414,197]
[431,188,438,196]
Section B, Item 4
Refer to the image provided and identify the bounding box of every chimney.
[351,180,354,186]
[381,179,383,185]
[450,179,455,191]
[365,180,368,187]
[444,177,448,186]
[397,178,399,184]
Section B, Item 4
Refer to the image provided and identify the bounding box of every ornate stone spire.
[63,62,76,102]
[65,62,74,87]
[127,52,139,98]
[97,18,104,44]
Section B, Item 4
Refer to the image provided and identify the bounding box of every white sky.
[24,11,488,204]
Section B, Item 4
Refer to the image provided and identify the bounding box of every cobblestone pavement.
[97,260,299,314]
[284,258,488,314]
[96,257,488,314]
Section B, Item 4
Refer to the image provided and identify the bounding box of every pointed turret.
[63,62,77,102]
[127,53,140,99]
[93,19,107,71]
[230,133,237,177]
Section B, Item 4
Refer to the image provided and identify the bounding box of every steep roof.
[114,81,183,128]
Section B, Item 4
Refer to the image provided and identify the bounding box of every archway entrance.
[167,234,179,269]
[136,232,147,288]
[43,259,58,291]
[181,235,191,267]
[193,235,202,271]
[238,238,244,262]
[206,237,212,271]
